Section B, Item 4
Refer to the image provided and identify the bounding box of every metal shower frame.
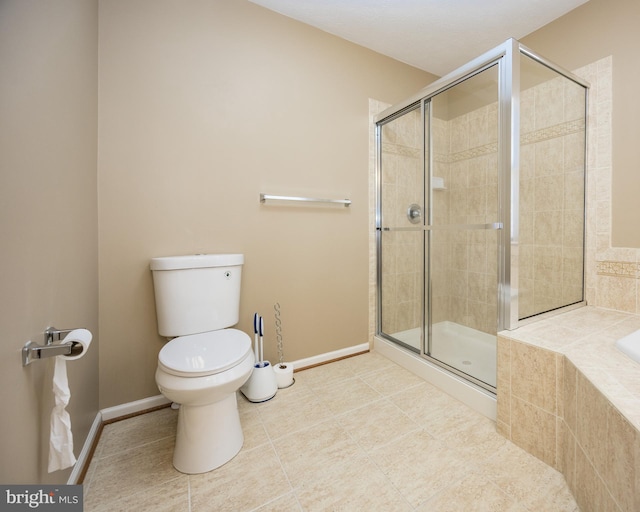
[374,38,588,391]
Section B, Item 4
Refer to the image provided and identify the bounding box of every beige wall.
[522,0,640,248]
[0,0,99,484]
[98,0,434,408]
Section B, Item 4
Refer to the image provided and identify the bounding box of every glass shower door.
[376,39,588,396]
[426,65,500,389]
[377,104,426,353]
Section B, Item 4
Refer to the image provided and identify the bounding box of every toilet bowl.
[150,253,253,474]
[156,329,254,474]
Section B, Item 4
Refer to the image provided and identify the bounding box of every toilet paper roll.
[48,356,76,472]
[48,329,91,472]
[62,328,92,360]
[274,363,294,389]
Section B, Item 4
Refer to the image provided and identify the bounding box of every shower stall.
[374,39,588,407]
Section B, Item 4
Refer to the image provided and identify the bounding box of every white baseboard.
[67,413,102,485]
[291,342,370,371]
[100,395,171,422]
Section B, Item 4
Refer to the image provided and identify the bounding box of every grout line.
[258,419,298,511]
[337,403,421,511]
[187,476,192,512]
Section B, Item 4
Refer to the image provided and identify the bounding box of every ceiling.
[248,0,589,76]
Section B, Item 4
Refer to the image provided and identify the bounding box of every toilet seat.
[158,329,252,378]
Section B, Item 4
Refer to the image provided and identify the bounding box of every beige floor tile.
[335,350,399,376]
[439,409,509,460]
[359,363,425,396]
[293,360,358,390]
[189,443,291,512]
[337,398,420,452]
[250,381,333,440]
[391,381,475,439]
[390,381,454,421]
[238,406,270,451]
[82,453,100,492]
[272,419,368,488]
[484,442,579,511]
[254,492,302,511]
[86,477,189,512]
[85,436,186,508]
[371,428,476,507]
[294,456,412,512]
[416,471,528,512]
[314,376,383,416]
[97,407,177,456]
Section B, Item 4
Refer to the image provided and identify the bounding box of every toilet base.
[172,393,243,474]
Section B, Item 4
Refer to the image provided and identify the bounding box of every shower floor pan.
[391,321,497,388]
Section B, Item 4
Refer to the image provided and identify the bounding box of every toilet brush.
[253,312,259,362]
[259,316,264,366]
[240,312,277,402]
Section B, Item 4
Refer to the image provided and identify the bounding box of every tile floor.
[83,352,579,511]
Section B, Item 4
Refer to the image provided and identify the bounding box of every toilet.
[149,253,254,474]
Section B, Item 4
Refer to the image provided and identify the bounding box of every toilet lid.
[158,329,252,377]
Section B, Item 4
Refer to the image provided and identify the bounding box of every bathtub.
[616,329,640,363]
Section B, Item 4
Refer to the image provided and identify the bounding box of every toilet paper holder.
[22,327,84,366]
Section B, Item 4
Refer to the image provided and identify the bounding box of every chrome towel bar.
[260,194,351,207]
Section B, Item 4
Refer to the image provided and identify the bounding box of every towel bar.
[260,194,351,207]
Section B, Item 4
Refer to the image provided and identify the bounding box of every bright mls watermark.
[1,485,82,511]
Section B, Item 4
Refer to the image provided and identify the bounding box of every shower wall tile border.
[435,141,497,163]
[381,142,420,158]
[596,260,639,278]
[436,116,583,165]
[521,118,585,145]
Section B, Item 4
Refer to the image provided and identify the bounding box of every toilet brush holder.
[240,361,278,403]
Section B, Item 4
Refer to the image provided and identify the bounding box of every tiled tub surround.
[497,306,640,512]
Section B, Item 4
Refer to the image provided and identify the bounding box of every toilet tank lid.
[150,253,244,271]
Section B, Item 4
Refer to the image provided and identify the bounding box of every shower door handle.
[378,222,503,232]
[425,222,504,231]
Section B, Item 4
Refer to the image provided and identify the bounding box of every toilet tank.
[150,254,244,337]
